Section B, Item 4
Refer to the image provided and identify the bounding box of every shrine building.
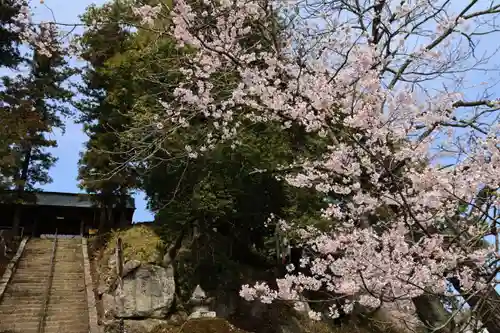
[0,191,135,237]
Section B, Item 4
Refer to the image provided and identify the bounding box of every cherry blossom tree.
[10,0,61,57]
[82,0,500,331]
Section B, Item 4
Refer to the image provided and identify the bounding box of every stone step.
[47,305,89,314]
[0,305,44,314]
[0,313,42,321]
[3,281,47,287]
[0,289,45,296]
[0,321,39,333]
[0,237,89,333]
[11,278,83,283]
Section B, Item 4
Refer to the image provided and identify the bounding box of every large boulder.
[103,261,176,319]
[96,225,176,320]
[117,263,176,318]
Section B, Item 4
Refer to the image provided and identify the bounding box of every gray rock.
[189,310,217,319]
[108,255,116,269]
[187,284,216,319]
[168,312,188,325]
[124,318,170,333]
[114,263,175,319]
[249,300,267,318]
[277,318,304,333]
[97,285,109,296]
[122,260,141,277]
[103,318,170,333]
[190,284,207,301]
[102,293,117,319]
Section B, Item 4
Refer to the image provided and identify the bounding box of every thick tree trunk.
[98,207,106,234]
[449,278,500,333]
[97,205,113,235]
[119,208,127,228]
[92,206,113,251]
[12,146,32,236]
[413,292,453,333]
[355,302,424,333]
[118,194,130,228]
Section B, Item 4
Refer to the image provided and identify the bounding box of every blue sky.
[25,1,499,230]
[30,0,154,222]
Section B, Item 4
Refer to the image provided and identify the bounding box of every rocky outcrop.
[90,225,423,333]
[104,318,251,333]
[94,226,177,328]
[100,259,176,320]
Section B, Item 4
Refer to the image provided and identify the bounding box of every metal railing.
[37,228,58,333]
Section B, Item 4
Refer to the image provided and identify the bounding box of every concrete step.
[0,237,89,333]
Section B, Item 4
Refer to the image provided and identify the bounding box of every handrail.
[37,229,58,333]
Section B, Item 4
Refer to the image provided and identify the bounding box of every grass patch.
[150,318,250,333]
[102,224,164,264]
[93,224,166,294]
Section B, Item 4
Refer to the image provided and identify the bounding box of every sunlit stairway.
[0,237,89,333]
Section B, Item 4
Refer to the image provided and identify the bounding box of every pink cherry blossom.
[127,0,500,324]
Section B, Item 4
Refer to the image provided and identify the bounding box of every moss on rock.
[94,224,166,297]
[103,224,164,263]
[150,318,250,333]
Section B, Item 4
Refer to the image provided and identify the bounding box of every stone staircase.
[0,238,89,333]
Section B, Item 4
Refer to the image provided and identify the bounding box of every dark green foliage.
[75,4,139,218]
[0,0,21,69]
[75,0,328,301]
[0,20,74,194]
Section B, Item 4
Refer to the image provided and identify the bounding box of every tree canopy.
[1,1,499,333]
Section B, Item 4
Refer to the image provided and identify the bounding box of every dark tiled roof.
[34,192,135,209]
[0,191,135,209]
[35,192,94,208]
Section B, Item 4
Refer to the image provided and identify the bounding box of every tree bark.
[119,208,127,228]
[12,145,32,236]
[356,302,424,333]
[442,189,500,333]
[97,205,113,235]
[413,292,453,333]
[449,277,500,333]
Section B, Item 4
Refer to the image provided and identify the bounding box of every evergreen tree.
[76,0,327,298]
[0,0,22,69]
[75,4,139,233]
[1,23,74,233]
[0,0,23,190]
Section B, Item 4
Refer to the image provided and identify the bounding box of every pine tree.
[1,23,74,233]
[75,4,138,233]
[0,0,22,69]
[0,0,23,191]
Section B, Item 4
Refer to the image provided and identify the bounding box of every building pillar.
[32,216,39,237]
[12,206,21,237]
[80,219,85,237]
[119,209,127,228]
